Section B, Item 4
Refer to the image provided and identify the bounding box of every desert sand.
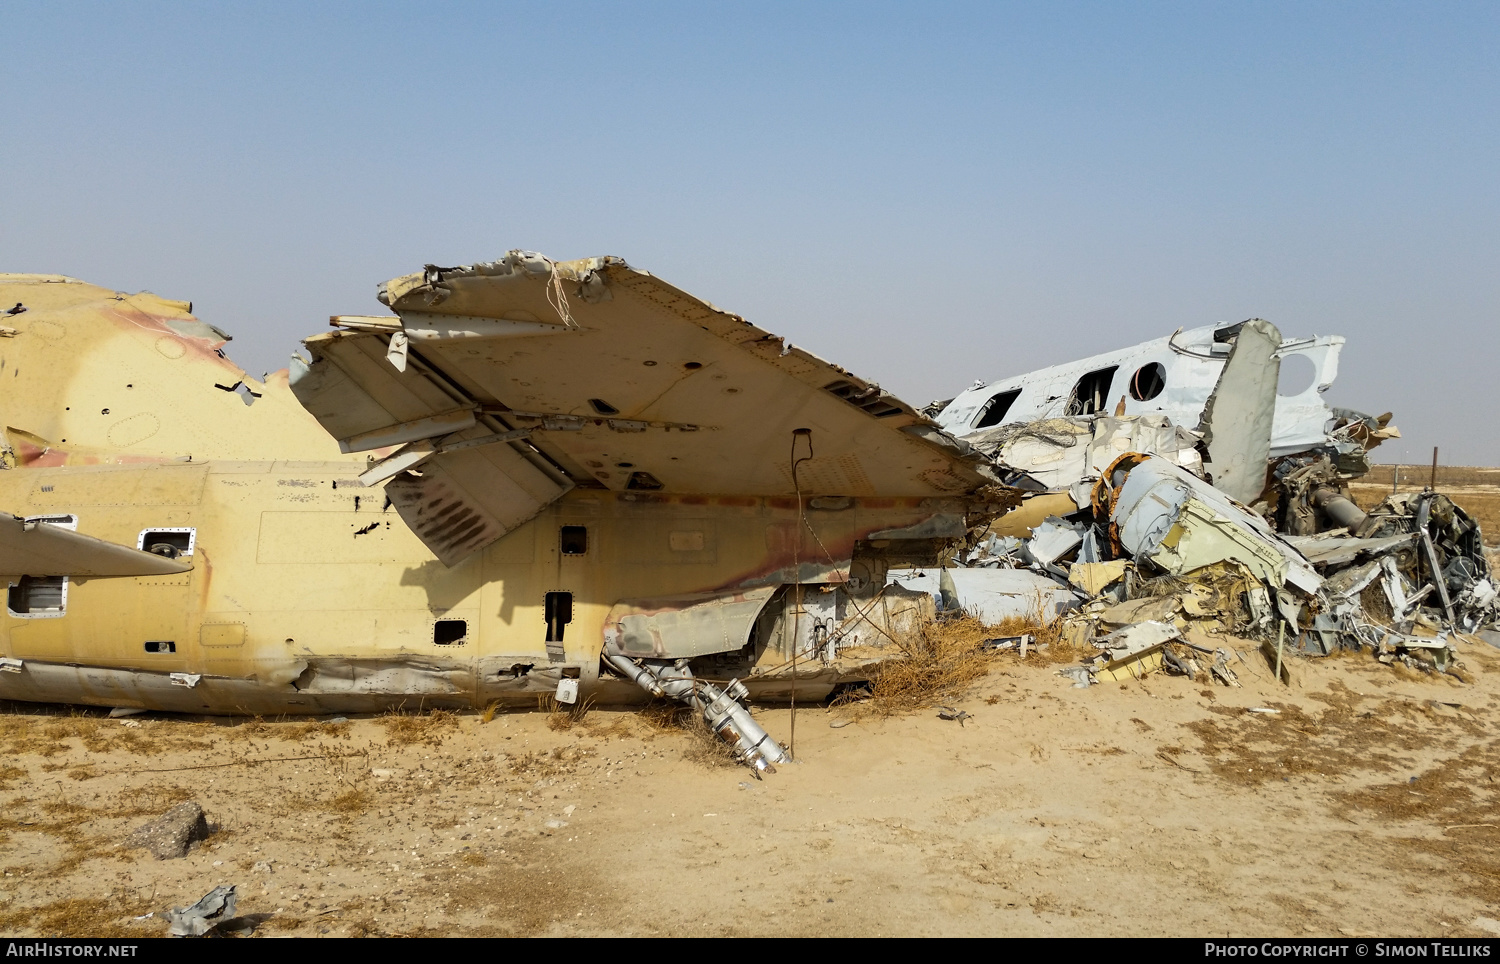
[3,626,1499,938]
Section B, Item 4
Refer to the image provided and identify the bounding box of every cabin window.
[1066,366,1118,416]
[971,389,1022,429]
[1278,353,1317,396]
[8,576,66,617]
[137,528,195,558]
[1129,362,1166,401]
[144,641,176,654]
[560,526,588,555]
[545,591,573,643]
[433,619,467,645]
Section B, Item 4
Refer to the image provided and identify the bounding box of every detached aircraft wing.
[292,251,1001,565]
[0,514,192,577]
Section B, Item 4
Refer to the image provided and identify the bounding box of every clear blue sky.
[4,2,1497,464]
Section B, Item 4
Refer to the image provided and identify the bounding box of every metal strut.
[602,649,789,773]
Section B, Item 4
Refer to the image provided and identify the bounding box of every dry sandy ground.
[4,635,1500,939]
[1350,467,1500,538]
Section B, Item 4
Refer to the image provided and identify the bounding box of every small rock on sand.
[123,802,210,860]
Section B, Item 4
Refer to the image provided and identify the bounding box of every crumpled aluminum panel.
[603,586,778,659]
[1110,456,1322,594]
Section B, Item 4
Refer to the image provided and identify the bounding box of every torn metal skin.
[932,320,1355,461]
[1010,449,1493,686]
[0,256,1019,738]
[0,274,351,467]
[1092,453,1322,596]
[899,311,1482,687]
[931,318,1400,546]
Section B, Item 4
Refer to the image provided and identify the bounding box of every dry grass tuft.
[329,788,370,815]
[985,613,1076,664]
[217,715,353,745]
[614,701,740,767]
[0,799,113,877]
[865,615,997,714]
[22,711,216,756]
[228,717,271,738]
[856,609,1077,716]
[638,699,687,732]
[580,713,634,740]
[542,695,594,731]
[280,718,353,742]
[110,785,195,818]
[39,713,106,742]
[377,709,457,747]
[0,708,83,757]
[1390,660,1434,683]
[0,894,157,938]
[509,745,590,776]
[679,715,741,770]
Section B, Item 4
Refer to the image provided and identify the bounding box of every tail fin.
[0,274,348,463]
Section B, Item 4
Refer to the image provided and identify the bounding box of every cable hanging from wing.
[546,262,580,330]
[788,427,816,762]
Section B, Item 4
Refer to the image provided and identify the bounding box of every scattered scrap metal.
[165,884,241,937]
[913,318,1496,687]
[937,706,974,725]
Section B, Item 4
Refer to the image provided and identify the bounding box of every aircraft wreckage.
[0,257,1014,771]
[910,317,1495,683]
[0,256,1493,771]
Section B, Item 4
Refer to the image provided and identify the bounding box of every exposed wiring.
[1166,326,1218,359]
[546,263,580,329]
